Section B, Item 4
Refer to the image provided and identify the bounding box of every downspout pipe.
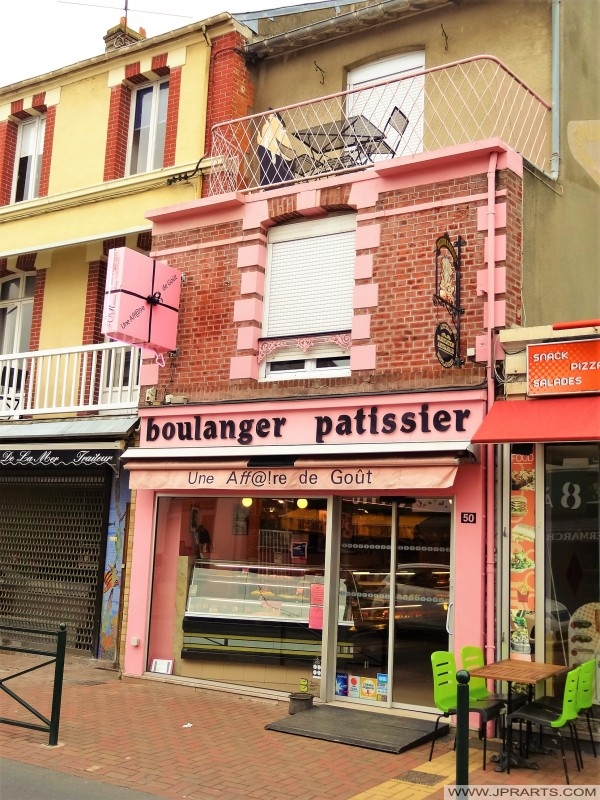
[484,152,498,666]
[550,0,561,179]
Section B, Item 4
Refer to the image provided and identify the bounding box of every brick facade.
[202,31,254,194]
[148,151,521,406]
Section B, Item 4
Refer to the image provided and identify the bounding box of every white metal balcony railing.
[0,342,141,419]
[207,55,551,196]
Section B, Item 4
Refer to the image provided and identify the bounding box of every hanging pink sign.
[102,248,181,354]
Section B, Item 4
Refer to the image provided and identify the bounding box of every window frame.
[126,77,170,176]
[259,215,356,381]
[12,115,46,203]
[0,273,36,355]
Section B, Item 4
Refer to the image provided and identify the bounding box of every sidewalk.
[0,652,597,800]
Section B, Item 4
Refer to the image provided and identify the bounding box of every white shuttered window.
[264,215,356,339]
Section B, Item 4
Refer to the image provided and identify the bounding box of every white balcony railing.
[207,55,551,195]
[0,342,141,419]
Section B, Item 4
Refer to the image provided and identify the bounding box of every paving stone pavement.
[0,652,598,800]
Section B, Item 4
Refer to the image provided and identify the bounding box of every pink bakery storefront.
[121,388,489,713]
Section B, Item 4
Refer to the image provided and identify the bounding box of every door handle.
[446,602,453,634]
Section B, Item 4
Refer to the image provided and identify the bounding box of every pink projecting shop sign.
[102,247,181,354]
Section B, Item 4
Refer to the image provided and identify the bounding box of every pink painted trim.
[139,388,487,420]
[477,202,506,232]
[354,283,378,310]
[355,254,373,280]
[140,362,159,386]
[356,224,380,251]
[484,233,506,263]
[477,266,506,297]
[236,325,260,351]
[351,314,371,340]
[147,192,244,229]
[237,244,266,269]
[240,270,265,296]
[233,297,263,323]
[123,490,156,676]
[229,355,258,380]
[350,344,376,370]
[484,299,507,329]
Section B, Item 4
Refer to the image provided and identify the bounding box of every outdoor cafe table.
[469,658,570,773]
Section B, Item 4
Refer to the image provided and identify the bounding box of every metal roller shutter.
[0,469,109,651]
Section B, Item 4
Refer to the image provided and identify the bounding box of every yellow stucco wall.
[0,182,194,255]
[50,74,111,194]
[175,40,210,164]
[251,0,551,111]
[39,245,88,349]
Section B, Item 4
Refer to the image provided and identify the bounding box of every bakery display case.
[182,561,351,664]
[185,561,348,623]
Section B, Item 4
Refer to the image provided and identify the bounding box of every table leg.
[490,681,540,773]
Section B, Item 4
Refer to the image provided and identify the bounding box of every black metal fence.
[0,622,67,745]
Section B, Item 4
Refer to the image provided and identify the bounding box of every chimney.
[104,16,147,52]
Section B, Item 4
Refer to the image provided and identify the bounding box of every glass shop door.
[334,497,452,709]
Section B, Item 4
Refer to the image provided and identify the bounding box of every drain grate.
[396,770,445,786]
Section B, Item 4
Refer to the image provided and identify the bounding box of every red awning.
[471,396,600,444]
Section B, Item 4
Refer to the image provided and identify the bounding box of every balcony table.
[293,115,392,173]
[469,658,570,773]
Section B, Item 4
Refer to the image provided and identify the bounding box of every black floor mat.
[266,705,449,753]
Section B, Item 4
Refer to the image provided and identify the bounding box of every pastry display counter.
[182,561,351,664]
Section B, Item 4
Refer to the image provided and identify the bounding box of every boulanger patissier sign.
[139,391,485,449]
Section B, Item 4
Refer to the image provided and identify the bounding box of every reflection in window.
[544,443,599,668]
[0,274,36,355]
[129,79,169,175]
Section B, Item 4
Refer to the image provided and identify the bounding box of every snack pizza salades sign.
[527,338,600,396]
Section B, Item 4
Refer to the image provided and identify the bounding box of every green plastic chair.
[506,665,581,784]
[461,645,490,700]
[537,658,597,763]
[461,645,526,708]
[430,650,505,769]
[577,659,598,759]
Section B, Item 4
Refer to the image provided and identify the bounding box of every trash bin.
[288,692,314,715]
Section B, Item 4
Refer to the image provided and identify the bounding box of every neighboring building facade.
[0,13,253,659]
[119,0,598,716]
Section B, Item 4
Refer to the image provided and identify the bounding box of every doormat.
[265,705,449,753]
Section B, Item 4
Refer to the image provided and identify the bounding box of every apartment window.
[0,274,36,354]
[13,116,46,202]
[261,215,355,379]
[128,79,169,175]
[347,51,424,158]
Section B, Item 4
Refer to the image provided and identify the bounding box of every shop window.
[127,79,169,175]
[260,215,355,379]
[13,116,46,202]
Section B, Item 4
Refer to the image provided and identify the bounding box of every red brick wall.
[83,260,108,345]
[202,31,254,195]
[0,119,17,206]
[104,84,132,181]
[149,166,522,404]
[29,267,45,352]
[163,66,181,169]
[38,106,56,197]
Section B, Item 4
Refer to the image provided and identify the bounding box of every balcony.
[207,55,551,196]
[0,341,141,420]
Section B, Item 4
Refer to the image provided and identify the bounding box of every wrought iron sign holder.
[433,232,465,367]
